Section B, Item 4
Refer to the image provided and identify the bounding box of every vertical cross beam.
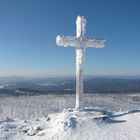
[76,16,86,38]
[75,48,85,110]
[75,16,86,110]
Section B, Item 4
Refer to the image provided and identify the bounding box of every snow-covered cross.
[56,16,105,110]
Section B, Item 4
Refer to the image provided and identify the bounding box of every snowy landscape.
[1,0,140,139]
[0,93,140,140]
[0,77,140,139]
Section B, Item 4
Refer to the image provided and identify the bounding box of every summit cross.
[56,16,105,110]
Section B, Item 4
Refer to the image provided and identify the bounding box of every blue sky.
[0,0,140,77]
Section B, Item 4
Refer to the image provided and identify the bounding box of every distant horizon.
[0,74,140,79]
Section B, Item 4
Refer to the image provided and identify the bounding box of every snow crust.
[56,35,105,48]
[0,94,140,119]
[76,16,86,38]
[1,107,140,140]
[75,48,85,109]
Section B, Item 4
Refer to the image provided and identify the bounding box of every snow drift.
[1,107,140,140]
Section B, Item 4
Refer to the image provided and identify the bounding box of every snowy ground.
[0,94,140,140]
[0,94,140,119]
[0,107,140,140]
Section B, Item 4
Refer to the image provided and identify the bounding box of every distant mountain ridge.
[0,76,140,96]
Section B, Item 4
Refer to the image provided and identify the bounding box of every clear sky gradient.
[0,0,140,77]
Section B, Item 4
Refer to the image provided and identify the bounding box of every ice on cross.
[56,16,105,110]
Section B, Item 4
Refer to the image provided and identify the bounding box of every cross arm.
[56,35,105,48]
[56,35,80,47]
[83,38,105,48]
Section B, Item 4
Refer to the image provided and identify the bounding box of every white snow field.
[0,94,140,119]
[0,94,140,140]
[0,107,140,140]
